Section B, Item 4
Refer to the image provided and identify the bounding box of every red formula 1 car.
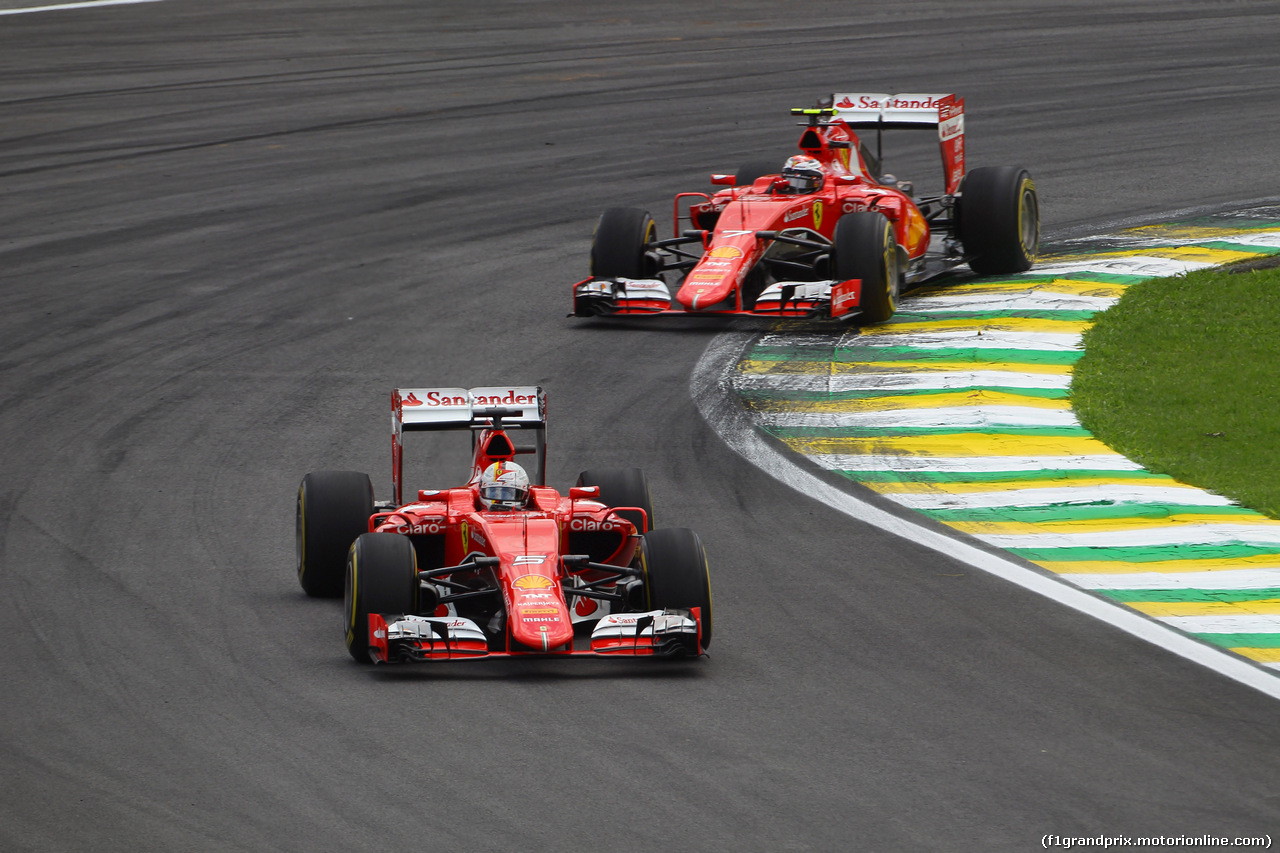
[573,93,1039,324]
[295,385,711,664]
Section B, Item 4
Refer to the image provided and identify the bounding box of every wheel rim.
[344,548,358,646]
[1018,179,1040,257]
[295,487,306,579]
[883,230,899,310]
[641,219,656,276]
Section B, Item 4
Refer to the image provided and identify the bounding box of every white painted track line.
[0,0,162,15]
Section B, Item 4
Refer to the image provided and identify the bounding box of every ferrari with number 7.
[573,92,1039,323]
[295,385,711,663]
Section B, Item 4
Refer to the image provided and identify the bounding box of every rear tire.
[296,470,373,598]
[640,528,713,651]
[957,166,1039,275]
[344,533,419,663]
[575,467,655,533]
[833,211,900,325]
[591,207,657,279]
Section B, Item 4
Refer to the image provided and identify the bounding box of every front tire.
[343,533,419,663]
[575,467,656,533]
[640,528,713,651]
[296,470,373,598]
[591,207,657,279]
[833,211,900,325]
[957,166,1039,275]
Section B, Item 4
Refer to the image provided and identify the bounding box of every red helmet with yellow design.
[781,155,824,194]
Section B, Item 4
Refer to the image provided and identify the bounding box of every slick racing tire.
[956,166,1039,276]
[640,527,713,652]
[575,467,655,533]
[734,159,782,187]
[296,470,374,598]
[833,211,901,325]
[591,207,657,279]
[344,532,419,664]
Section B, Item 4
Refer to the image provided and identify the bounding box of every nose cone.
[508,584,574,650]
[675,243,749,310]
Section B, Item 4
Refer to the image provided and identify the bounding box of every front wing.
[573,277,865,320]
[363,609,704,663]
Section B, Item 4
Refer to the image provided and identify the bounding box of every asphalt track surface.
[3,2,1280,850]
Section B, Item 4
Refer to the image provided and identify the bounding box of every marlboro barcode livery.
[296,386,711,663]
[573,93,1039,324]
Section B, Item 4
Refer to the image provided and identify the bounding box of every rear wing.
[827,93,965,194]
[393,386,545,431]
[392,386,546,505]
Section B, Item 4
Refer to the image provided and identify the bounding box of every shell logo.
[708,246,744,259]
[513,574,554,590]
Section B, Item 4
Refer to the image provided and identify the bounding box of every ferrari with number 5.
[573,92,1039,323]
[295,385,712,663]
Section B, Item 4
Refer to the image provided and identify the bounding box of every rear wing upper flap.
[826,93,965,194]
[829,93,962,128]
[394,386,546,432]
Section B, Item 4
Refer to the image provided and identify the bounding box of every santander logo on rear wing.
[829,93,965,194]
[831,93,955,123]
[395,386,546,431]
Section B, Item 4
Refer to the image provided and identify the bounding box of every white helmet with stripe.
[478,461,529,510]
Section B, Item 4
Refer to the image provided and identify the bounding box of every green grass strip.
[892,310,1100,323]
[1192,633,1280,649]
[739,386,1070,404]
[1098,589,1280,603]
[745,348,838,361]
[834,469,1172,484]
[746,345,1083,365]
[831,347,1083,365]
[994,271,1151,286]
[1199,240,1280,255]
[1073,262,1280,518]
[1194,217,1280,230]
[962,269,1138,283]
[1007,543,1280,563]
[764,425,1091,439]
[920,503,1259,525]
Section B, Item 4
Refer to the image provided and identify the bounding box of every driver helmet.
[781,155,824,193]
[478,461,529,511]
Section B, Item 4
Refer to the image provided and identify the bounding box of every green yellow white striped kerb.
[732,217,1280,669]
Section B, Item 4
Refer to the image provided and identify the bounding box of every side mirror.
[710,173,736,186]
[569,486,600,500]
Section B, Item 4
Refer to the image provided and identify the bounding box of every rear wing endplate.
[827,93,965,194]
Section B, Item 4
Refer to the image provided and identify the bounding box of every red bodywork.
[675,126,930,312]
[357,386,701,662]
[370,465,639,655]
[573,93,968,320]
